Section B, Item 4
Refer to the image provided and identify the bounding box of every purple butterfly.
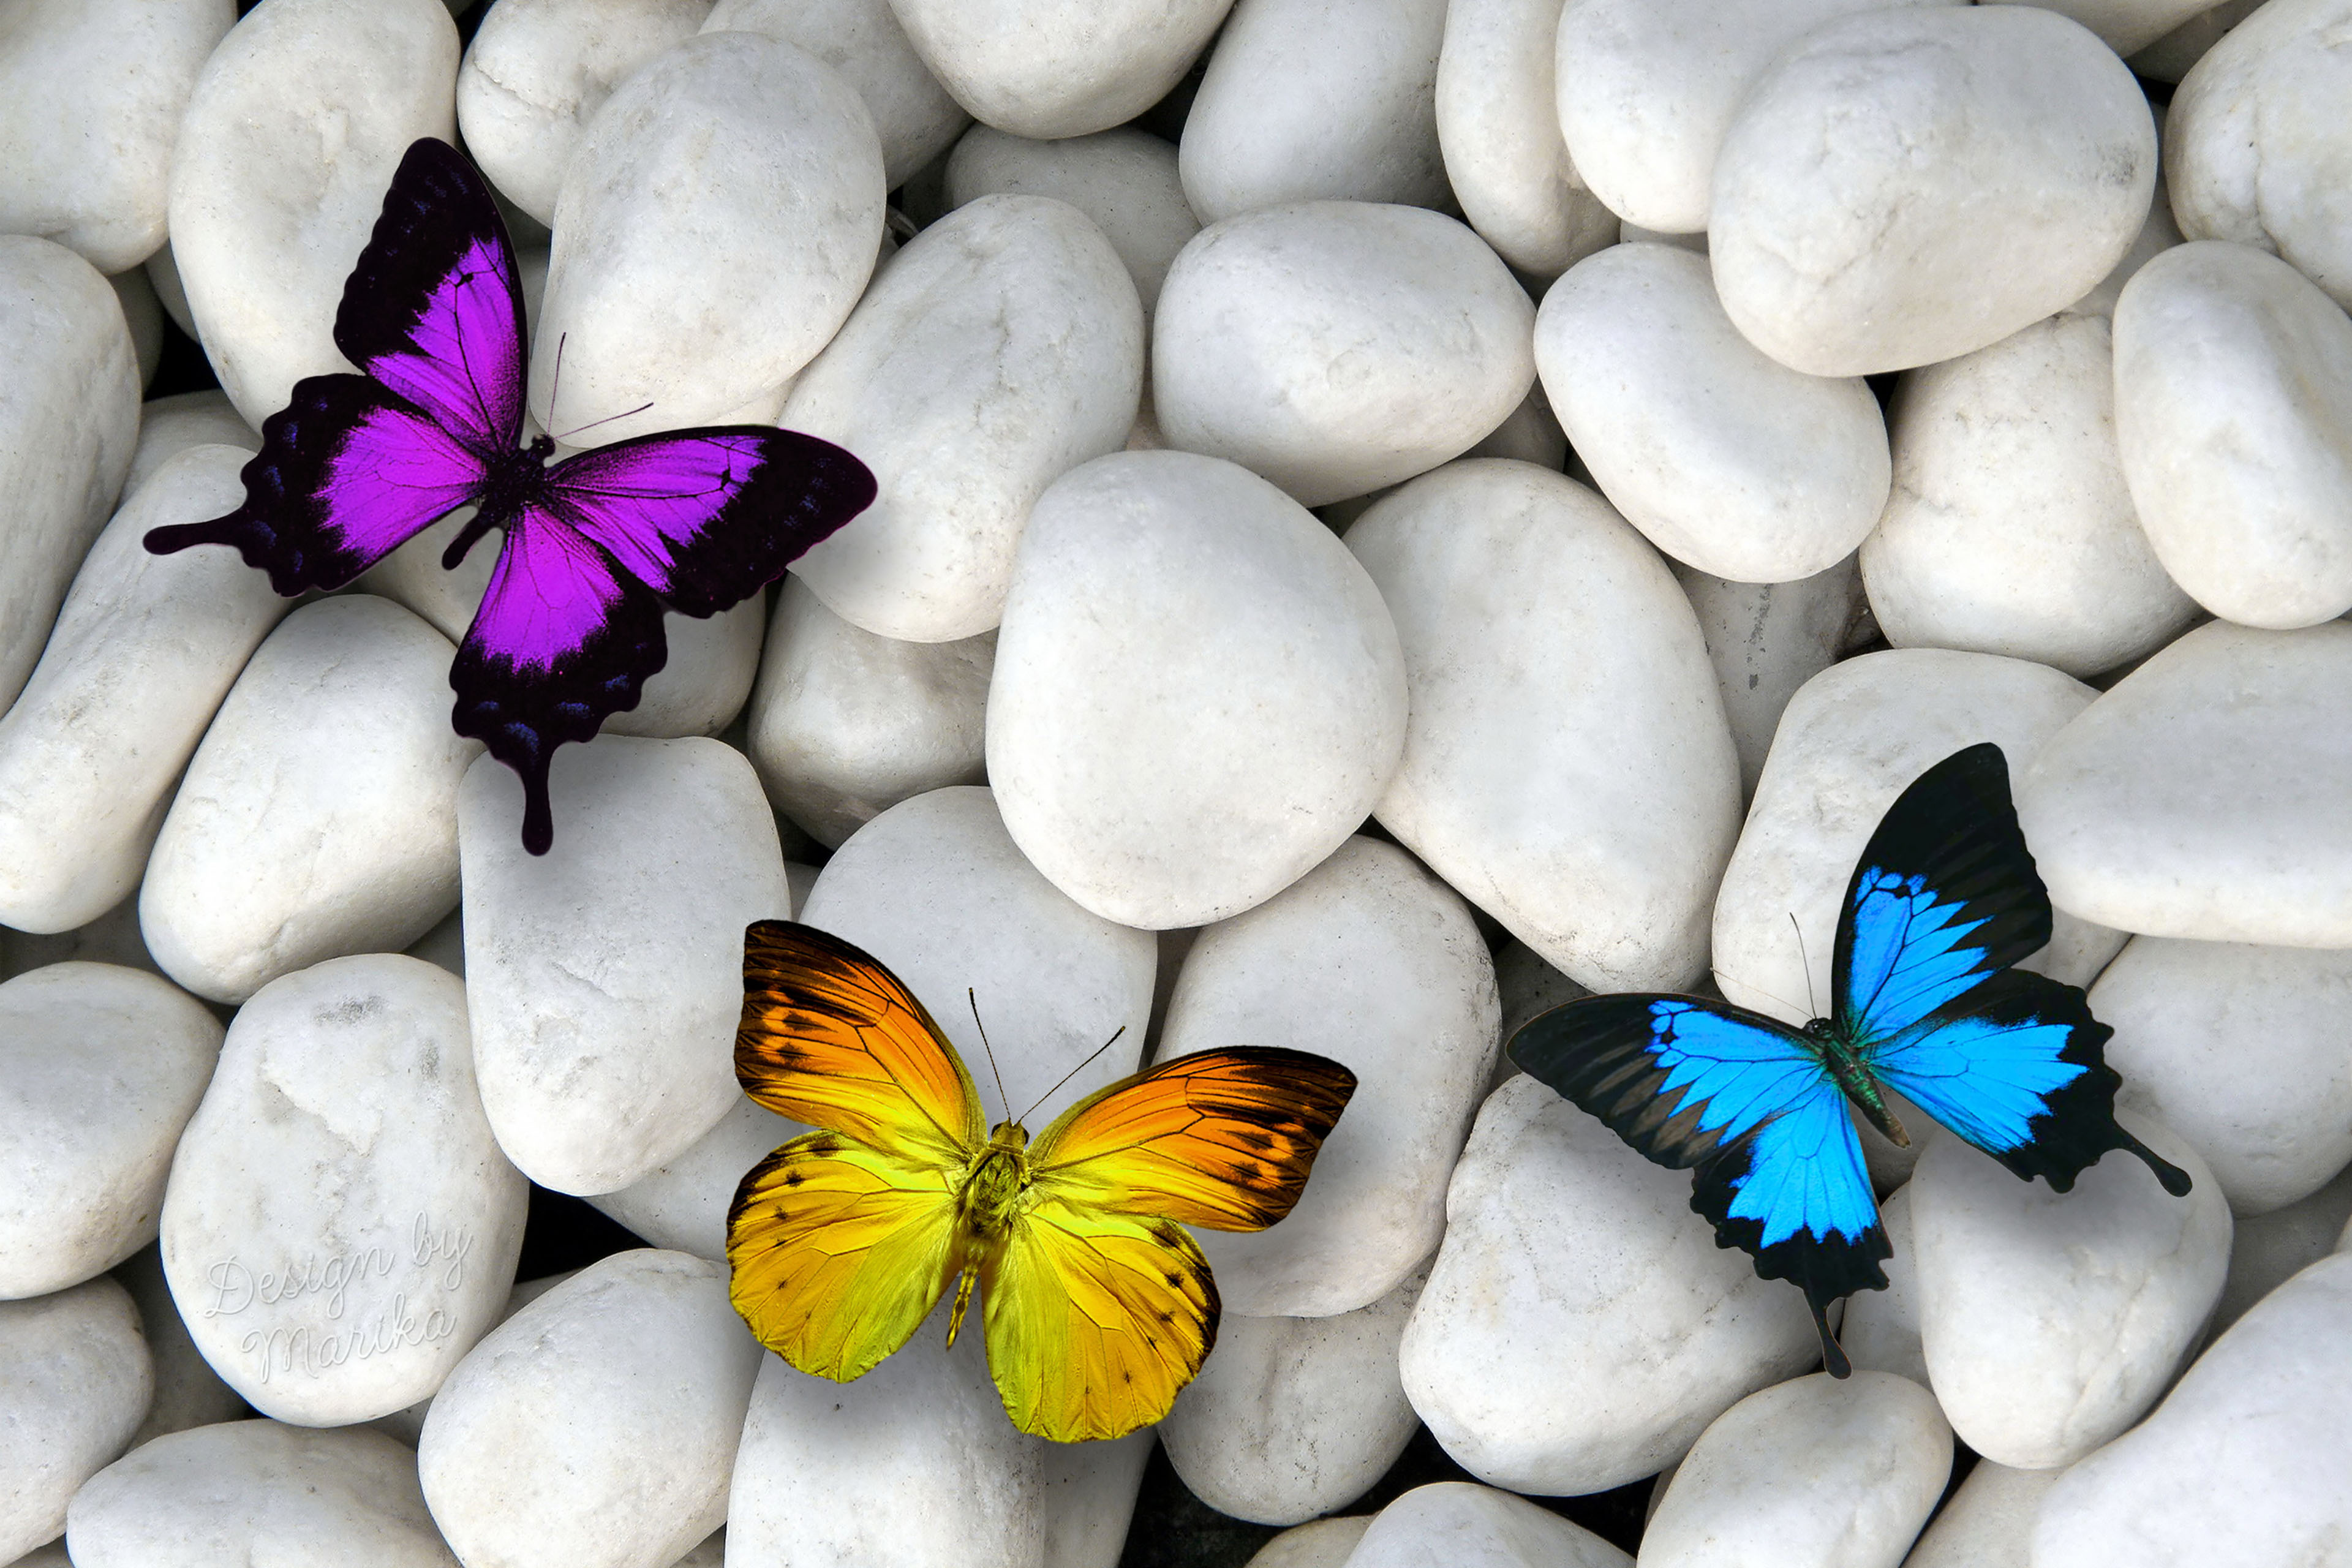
[145,138,875,854]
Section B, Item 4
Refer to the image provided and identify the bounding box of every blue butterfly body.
[1509,744,2190,1374]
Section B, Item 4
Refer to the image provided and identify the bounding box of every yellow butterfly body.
[725,921,1354,1443]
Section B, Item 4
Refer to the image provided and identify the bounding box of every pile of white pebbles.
[2,0,2350,1562]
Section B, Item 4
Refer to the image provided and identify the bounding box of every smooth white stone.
[167,0,458,426]
[586,1097,802,1263]
[2166,0,2352,311]
[1159,838,1497,1316]
[2015,620,2352,946]
[703,0,965,188]
[2130,0,2266,81]
[785,194,1144,642]
[138,596,478,1005]
[419,1251,760,1568]
[1243,1517,1371,1568]
[2093,937,2352,1216]
[944,127,1198,314]
[2209,1163,2352,1332]
[143,241,193,337]
[1348,460,1740,993]
[1181,0,1447,224]
[1841,1184,1927,1389]
[124,391,258,497]
[1864,312,2200,676]
[1710,7,2155,377]
[888,0,1231,140]
[1900,1460,2060,1568]
[2067,173,2187,319]
[1980,0,2216,53]
[1161,1268,1425,1525]
[1537,243,1890,582]
[1673,557,1863,803]
[1346,1482,1631,1568]
[0,0,235,273]
[1433,0,1616,282]
[66,1420,459,1568]
[0,965,220,1300]
[0,1278,151,1562]
[799,786,1156,1125]
[989,451,1406,929]
[110,268,162,390]
[461,736,788,1194]
[1553,0,1957,237]
[601,597,767,739]
[368,1269,576,1448]
[112,1244,249,1448]
[1156,202,1534,508]
[744,576,992,848]
[161,955,526,1424]
[0,237,140,715]
[533,31,883,445]
[2111,241,2352,628]
[0,447,289,934]
[728,1333,1152,1568]
[1643,1372,1950,1568]
[1400,1077,1819,1494]
[1713,649,2126,1061]
[2032,1253,2352,1567]
[455,0,713,227]
[1911,1114,2229,1470]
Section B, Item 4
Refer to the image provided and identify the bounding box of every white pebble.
[533,31,883,444]
[161,955,526,1424]
[585,1096,802,1262]
[111,1243,249,1449]
[1838,1183,1926,1388]
[1399,1077,1819,1496]
[0,1278,151,1563]
[2111,240,2352,628]
[0,965,219,1301]
[1244,1517,1373,1568]
[703,0,967,188]
[1910,1115,2230,1470]
[460,736,788,1194]
[2209,1163,2352,1332]
[944,126,1199,313]
[987,451,1406,929]
[1709,6,2154,376]
[1348,460,1741,993]
[1346,1481,1631,1568]
[123,391,258,499]
[1536,242,1891,584]
[2016,620,2352,946]
[1672,558,1861,803]
[1154,202,1534,507]
[784,193,1144,643]
[0,447,289,935]
[138,596,479,1005]
[418,1251,761,1568]
[167,0,458,425]
[887,0,1230,140]
[1901,1460,2062,1568]
[1159,837,1498,1317]
[743,577,992,848]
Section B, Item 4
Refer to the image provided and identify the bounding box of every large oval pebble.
[1159,837,1497,1316]
[784,193,1144,643]
[2016,620,2352,946]
[584,1096,801,1262]
[887,0,1230,140]
[0,446,289,934]
[1709,6,2154,376]
[704,0,967,188]
[1348,460,1740,993]
[0,964,221,1300]
[167,0,458,424]
[161,954,527,1424]
[122,390,259,497]
[944,126,1198,313]
[1346,1481,1629,1568]
[0,1277,151,1562]
[139,595,480,1005]
[1399,1077,1819,1495]
[1155,202,1534,508]
[1673,559,1861,802]
[1897,1458,2060,1568]
[988,451,1406,929]
[418,1251,761,1568]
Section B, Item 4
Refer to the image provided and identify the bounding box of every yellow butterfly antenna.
[1014,1025,1128,1127]
[968,988,1012,1124]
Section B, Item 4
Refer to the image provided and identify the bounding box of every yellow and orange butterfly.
[723,919,1357,1443]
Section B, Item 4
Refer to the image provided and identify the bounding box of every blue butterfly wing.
[1510,995,1889,1374]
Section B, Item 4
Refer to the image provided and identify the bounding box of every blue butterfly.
[1507,742,2191,1375]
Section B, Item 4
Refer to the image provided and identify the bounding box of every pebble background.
[1,0,2350,1565]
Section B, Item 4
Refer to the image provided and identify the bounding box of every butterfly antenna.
[1790,912,1821,1020]
[551,400,656,446]
[1016,1025,1128,1127]
[541,331,567,439]
[968,989,1011,1125]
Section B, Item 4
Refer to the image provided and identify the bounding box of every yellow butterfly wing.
[981,1047,1357,1442]
[726,922,986,1382]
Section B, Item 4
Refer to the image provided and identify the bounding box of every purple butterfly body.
[146,139,876,853]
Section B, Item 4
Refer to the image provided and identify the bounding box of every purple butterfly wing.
[537,428,877,613]
[450,508,668,857]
